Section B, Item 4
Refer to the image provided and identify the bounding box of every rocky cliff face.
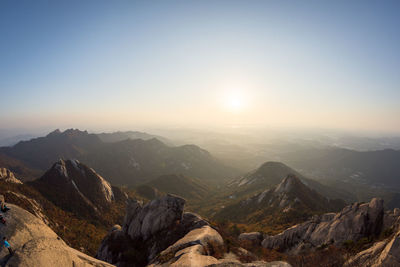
[344,210,400,267]
[31,159,115,215]
[261,198,384,253]
[0,204,114,267]
[97,194,292,267]
[0,167,23,184]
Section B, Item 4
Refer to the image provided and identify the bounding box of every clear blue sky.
[1,0,399,133]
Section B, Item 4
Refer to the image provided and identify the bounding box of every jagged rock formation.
[97,194,292,267]
[0,167,23,184]
[97,194,209,267]
[0,204,114,267]
[261,198,384,253]
[31,159,116,215]
[215,175,345,224]
[345,211,400,267]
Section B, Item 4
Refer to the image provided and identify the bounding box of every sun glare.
[222,90,248,113]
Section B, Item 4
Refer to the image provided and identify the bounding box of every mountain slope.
[278,147,400,190]
[0,152,42,181]
[143,174,209,200]
[214,175,345,231]
[229,161,353,202]
[30,159,117,217]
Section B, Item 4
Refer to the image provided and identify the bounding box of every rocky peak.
[46,129,62,137]
[274,174,302,193]
[0,167,23,184]
[34,159,115,215]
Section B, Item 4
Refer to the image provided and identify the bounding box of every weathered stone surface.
[345,229,400,267]
[0,168,23,184]
[262,198,384,253]
[150,225,292,267]
[0,204,114,267]
[123,195,185,241]
[98,194,292,267]
[97,195,209,267]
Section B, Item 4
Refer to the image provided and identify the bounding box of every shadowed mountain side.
[0,153,42,182]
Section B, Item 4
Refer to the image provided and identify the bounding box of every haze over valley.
[1,1,400,266]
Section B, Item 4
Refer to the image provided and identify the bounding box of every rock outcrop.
[31,159,115,215]
[97,194,209,267]
[0,204,114,267]
[345,212,400,267]
[0,168,23,184]
[97,194,292,267]
[261,198,384,253]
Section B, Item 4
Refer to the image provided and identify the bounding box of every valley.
[0,129,399,266]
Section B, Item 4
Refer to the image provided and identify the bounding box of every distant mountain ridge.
[214,174,346,231]
[0,129,238,185]
[97,130,170,144]
[229,161,353,202]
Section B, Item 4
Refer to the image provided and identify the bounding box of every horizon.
[1,0,400,135]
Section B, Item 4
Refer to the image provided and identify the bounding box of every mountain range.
[0,129,238,185]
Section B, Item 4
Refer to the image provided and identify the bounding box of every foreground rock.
[0,204,114,267]
[261,198,384,253]
[0,168,23,184]
[97,194,209,267]
[345,213,400,267]
[97,194,292,267]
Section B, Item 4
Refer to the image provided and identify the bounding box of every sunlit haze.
[1,0,400,134]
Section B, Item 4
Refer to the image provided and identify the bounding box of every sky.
[1,0,400,134]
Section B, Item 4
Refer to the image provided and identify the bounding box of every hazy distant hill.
[279,147,400,190]
[0,129,238,186]
[96,131,170,144]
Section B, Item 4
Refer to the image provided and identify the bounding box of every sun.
[221,89,248,113]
